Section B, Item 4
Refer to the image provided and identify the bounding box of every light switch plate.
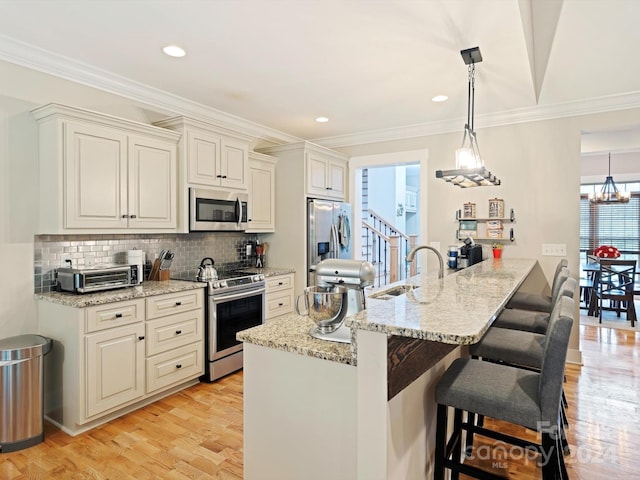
[542,243,567,256]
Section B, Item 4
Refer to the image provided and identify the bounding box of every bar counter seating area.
[238,258,579,480]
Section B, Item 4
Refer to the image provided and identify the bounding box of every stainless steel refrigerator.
[307,198,352,286]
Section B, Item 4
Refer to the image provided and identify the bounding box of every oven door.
[209,286,265,361]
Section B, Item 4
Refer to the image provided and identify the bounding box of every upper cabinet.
[246,152,277,233]
[306,152,346,199]
[153,116,252,232]
[259,141,348,202]
[32,104,180,234]
[154,116,250,190]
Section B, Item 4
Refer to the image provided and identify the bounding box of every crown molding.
[0,34,301,146]
[312,91,640,149]
[3,34,640,151]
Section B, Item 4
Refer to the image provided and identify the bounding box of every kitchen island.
[238,258,539,480]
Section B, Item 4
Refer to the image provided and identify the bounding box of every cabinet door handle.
[326,187,333,190]
[222,175,227,179]
[176,364,182,369]
[115,313,123,318]
[130,214,137,219]
[138,336,145,341]
[122,214,129,218]
[175,330,182,335]
[278,303,283,306]
[216,174,222,178]
[175,301,182,306]
[278,282,284,286]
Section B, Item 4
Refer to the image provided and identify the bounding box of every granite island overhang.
[237,258,539,480]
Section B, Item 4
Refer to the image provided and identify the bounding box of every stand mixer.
[310,259,375,343]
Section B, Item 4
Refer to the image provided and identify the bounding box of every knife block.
[149,259,170,281]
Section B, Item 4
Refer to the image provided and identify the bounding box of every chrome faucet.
[405,245,444,279]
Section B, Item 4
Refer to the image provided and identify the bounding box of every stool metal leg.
[434,404,447,480]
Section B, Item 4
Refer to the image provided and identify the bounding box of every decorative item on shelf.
[491,242,503,259]
[594,245,620,258]
[589,153,630,204]
[462,202,476,218]
[488,198,504,218]
[435,46,501,188]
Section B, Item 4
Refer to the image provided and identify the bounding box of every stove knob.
[212,281,220,288]
[252,274,263,282]
[220,280,228,288]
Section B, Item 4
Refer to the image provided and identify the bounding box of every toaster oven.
[56,265,140,293]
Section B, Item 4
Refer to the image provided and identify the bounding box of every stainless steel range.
[179,270,265,381]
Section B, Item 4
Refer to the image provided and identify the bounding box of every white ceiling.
[1,0,640,145]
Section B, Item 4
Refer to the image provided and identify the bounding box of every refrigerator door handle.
[331,224,339,259]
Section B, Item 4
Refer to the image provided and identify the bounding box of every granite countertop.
[347,258,536,344]
[237,315,354,365]
[236,266,295,277]
[238,258,537,365]
[35,280,205,308]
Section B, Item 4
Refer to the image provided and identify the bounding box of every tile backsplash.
[34,232,258,293]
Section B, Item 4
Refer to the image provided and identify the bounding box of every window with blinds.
[580,193,640,259]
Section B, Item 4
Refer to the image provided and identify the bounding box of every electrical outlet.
[60,254,73,267]
[542,244,567,256]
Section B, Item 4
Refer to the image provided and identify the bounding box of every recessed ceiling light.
[163,45,186,58]
[315,116,329,123]
[432,95,448,102]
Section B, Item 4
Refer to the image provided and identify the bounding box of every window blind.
[580,194,640,257]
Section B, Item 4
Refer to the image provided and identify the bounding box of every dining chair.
[593,259,636,326]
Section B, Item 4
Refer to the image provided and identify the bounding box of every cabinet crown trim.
[31,103,181,141]
[153,115,253,142]
[258,140,348,161]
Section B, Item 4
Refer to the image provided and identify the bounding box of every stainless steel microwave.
[189,188,248,231]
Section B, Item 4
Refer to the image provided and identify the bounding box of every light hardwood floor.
[1,325,638,479]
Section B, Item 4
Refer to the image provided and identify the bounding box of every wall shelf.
[455,207,516,242]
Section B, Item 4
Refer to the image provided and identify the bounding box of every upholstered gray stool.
[434,296,574,480]
[506,259,568,312]
[494,273,574,334]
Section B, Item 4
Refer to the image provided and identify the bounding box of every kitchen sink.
[369,284,418,300]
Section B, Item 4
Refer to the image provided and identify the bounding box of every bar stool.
[470,277,576,437]
[434,296,574,480]
[506,259,568,312]
[494,269,572,334]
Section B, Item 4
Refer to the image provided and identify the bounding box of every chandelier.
[435,47,501,188]
[588,153,630,204]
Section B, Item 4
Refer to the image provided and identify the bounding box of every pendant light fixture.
[588,153,630,204]
[436,47,501,188]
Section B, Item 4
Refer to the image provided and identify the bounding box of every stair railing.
[361,209,418,287]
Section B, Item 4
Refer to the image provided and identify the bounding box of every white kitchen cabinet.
[306,151,347,200]
[265,273,295,320]
[85,322,145,418]
[256,141,349,295]
[246,152,277,233]
[145,290,204,394]
[153,115,252,232]
[38,287,205,436]
[32,103,180,234]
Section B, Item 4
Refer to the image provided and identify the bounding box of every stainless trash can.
[0,334,52,453]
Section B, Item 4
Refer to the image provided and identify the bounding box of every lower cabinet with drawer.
[265,273,295,320]
[38,287,205,436]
